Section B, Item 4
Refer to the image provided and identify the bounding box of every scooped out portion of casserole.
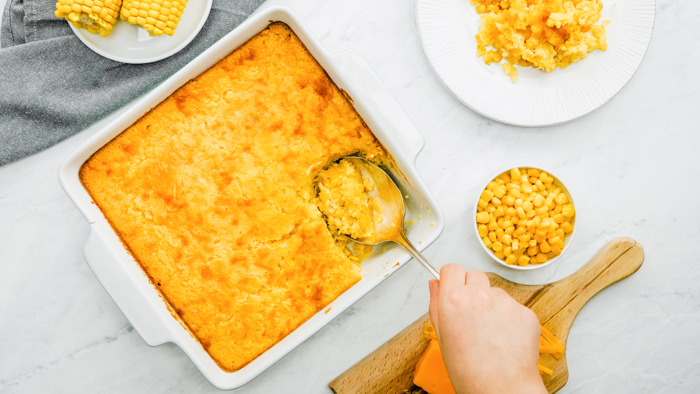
[80,22,387,372]
[316,158,384,244]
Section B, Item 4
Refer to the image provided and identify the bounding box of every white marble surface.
[2,0,699,392]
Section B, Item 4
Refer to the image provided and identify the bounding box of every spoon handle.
[395,233,440,280]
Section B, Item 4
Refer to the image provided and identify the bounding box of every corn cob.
[55,0,122,37]
[120,0,188,36]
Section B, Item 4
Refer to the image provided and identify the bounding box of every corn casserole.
[472,0,608,81]
[316,159,383,261]
[80,22,387,372]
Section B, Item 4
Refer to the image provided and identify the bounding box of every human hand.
[428,264,546,394]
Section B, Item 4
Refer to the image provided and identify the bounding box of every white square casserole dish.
[58,5,445,390]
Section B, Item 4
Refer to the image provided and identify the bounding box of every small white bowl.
[473,166,577,271]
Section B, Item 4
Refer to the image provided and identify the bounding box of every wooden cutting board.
[329,237,644,394]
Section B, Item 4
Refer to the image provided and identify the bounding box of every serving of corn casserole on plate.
[57,0,211,63]
[414,0,655,126]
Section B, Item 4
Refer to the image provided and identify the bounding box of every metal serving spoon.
[341,157,440,280]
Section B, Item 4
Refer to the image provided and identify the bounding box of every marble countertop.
[2,0,699,392]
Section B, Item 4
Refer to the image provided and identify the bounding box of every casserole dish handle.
[332,49,425,161]
[84,229,172,346]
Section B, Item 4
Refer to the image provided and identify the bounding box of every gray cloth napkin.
[0,0,266,166]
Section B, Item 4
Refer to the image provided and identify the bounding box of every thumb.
[428,279,440,339]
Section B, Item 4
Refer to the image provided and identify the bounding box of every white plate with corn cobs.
[57,0,213,64]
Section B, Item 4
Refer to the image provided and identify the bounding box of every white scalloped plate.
[69,0,212,64]
[414,0,655,126]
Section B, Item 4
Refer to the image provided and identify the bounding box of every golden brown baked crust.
[80,22,386,372]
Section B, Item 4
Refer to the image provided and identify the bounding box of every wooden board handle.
[491,237,645,345]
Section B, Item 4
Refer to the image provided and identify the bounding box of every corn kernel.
[540,241,551,253]
[494,206,505,217]
[492,196,502,206]
[536,253,548,263]
[514,198,523,208]
[503,195,515,206]
[495,251,505,259]
[487,182,497,191]
[493,242,503,252]
[503,234,512,244]
[549,236,561,246]
[555,193,568,205]
[478,199,488,209]
[504,246,513,257]
[551,245,562,255]
[562,222,574,233]
[478,224,488,238]
[481,190,494,202]
[511,168,521,179]
[528,239,537,247]
[528,245,538,256]
[562,204,575,218]
[489,231,497,243]
[505,226,515,235]
[518,255,530,266]
[493,185,506,198]
[509,188,521,198]
[500,174,511,183]
[495,227,504,238]
[533,194,545,207]
[528,168,540,177]
[488,221,499,231]
[486,205,496,213]
[476,211,489,223]
[506,254,517,265]
[483,237,492,248]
